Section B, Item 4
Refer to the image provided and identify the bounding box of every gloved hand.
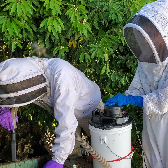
[105,94,143,107]
[0,107,18,131]
[43,160,63,168]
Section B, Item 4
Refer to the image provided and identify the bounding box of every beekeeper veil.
[123,0,168,93]
[0,58,47,107]
[123,0,168,64]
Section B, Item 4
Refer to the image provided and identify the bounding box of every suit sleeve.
[143,81,168,115]
[125,64,168,115]
[51,69,78,164]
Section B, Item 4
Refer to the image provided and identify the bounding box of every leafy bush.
[0,0,154,167]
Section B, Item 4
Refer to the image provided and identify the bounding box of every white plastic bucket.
[89,123,132,168]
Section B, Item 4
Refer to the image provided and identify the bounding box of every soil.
[64,155,93,168]
[0,121,49,163]
[0,121,93,168]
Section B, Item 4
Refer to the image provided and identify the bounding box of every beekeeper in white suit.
[105,0,168,167]
[124,0,168,167]
[0,56,103,168]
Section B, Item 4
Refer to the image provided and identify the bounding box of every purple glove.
[43,160,63,168]
[0,107,18,131]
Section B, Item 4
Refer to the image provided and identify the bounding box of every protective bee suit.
[0,56,102,166]
[123,0,168,167]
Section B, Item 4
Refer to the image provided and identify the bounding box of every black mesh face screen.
[124,27,156,63]
[0,86,47,105]
[124,15,168,63]
[0,75,46,94]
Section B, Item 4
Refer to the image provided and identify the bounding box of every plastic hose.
[11,107,18,162]
[75,133,112,168]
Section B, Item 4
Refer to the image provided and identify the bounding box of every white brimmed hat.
[0,58,47,107]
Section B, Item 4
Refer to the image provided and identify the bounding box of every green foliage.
[19,104,57,135]
[0,0,155,167]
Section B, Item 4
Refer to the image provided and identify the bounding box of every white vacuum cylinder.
[89,123,132,168]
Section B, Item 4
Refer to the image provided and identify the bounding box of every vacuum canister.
[89,105,133,168]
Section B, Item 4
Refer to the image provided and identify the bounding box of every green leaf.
[45,31,50,40]
[39,5,44,15]
[78,23,83,32]
[46,0,50,11]
[53,20,58,32]
[54,3,61,14]
[104,54,108,61]
[60,46,68,57]
[53,46,59,55]
[40,18,48,28]
[65,8,74,17]
[57,24,61,33]
[50,0,55,10]
[70,12,75,22]
[91,49,97,58]
[106,63,110,74]
[56,17,64,29]
[121,77,126,85]
[83,28,87,38]
[52,28,57,37]
[13,18,22,27]
[17,2,22,16]
[17,41,22,49]
[99,29,106,36]
[101,65,106,74]
[22,1,30,13]
[22,29,27,40]
[78,5,88,14]
[3,2,13,11]
[12,20,19,35]
[76,12,80,21]
[44,0,49,7]
[0,17,6,25]
[5,0,15,2]
[1,2,9,7]
[8,25,13,36]
[111,73,116,81]
[33,1,40,7]
[51,7,56,15]
[10,2,17,14]
[27,20,37,32]
[23,0,36,11]
[48,24,52,32]
[79,52,84,62]
[85,22,92,33]
[2,18,7,32]
[85,53,90,64]
[21,2,27,15]
[12,41,16,52]
[24,23,33,34]
[120,36,125,46]
[47,17,53,26]
[56,0,62,5]
[97,49,104,59]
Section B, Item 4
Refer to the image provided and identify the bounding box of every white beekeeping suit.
[0,56,101,164]
[123,0,168,167]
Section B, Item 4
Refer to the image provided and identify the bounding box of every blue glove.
[43,160,63,168]
[105,94,143,107]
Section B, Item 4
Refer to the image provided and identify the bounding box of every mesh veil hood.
[0,58,47,107]
[123,0,168,64]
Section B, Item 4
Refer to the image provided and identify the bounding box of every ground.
[64,155,93,168]
[0,121,93,168]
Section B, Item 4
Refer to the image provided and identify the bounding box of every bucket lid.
[89,105,132,130]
